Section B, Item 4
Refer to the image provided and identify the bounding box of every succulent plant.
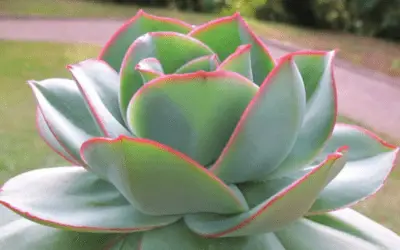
[1,10,400,249]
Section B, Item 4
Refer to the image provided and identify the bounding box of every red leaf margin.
[79,134,249,211]
[188,12,274,65]
[98,9,193,60]
[189,147,347,238]
[306,123,399,215]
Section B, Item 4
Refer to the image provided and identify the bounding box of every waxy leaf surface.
[269,51,337,178]
[190,13,274,85]
[36,108,78,164]
[68,59,131,137]
[0,205,119,250]
[81,136,249,216]
[128,71,258,166]
[0,167,179,232]
[217,44,253,81]
[29,79,103,164]
[211,57,306,183]
[185,151,345,237]
[308,124,399,213]
[119,32,214,120]
[99,10,192,71]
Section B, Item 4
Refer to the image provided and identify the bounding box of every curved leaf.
[68,59,132,137]
[29,79,103,164]
[0,205,119,250]
[276,218,379,250]
[36,107,79,165]
[307,208,400,249]
[0,167,179,232]
[217,44,253,81]
[99,10,192,72]
[136,58,164,84]
[81,136,249,216]
[127,71,258,166]
[185,151,345,237]
[175,54,219,74]
[119,32,214,120]
[211,55,306,184]
[189,13,274,86]
[308,124,399,213]
[268,50,337,178]
[139,221,285,250]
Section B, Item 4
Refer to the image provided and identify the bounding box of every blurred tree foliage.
[220,0,267,17]
[110,0,224,12]
[255,0,400,40]
[106,0,399,40]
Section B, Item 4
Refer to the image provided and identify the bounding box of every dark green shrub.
[255,0,289,22]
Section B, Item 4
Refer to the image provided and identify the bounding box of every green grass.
[0,40,399,234]
[1,0,400,77]
[0,40,99,182]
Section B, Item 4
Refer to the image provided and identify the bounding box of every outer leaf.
[306,208,400,249]
[68,59,131,137]
[0,205,119,250]
[189,13,274,86]
[119,32,214,120]
[308,124,399,213]
[127,71,258,166]
[185,151,345,237]
[136,58,164,84]
[36,107,79,165]
[0,167,179,232]
[81,136,249,216]
[238,147,348,209]
[276,218,379,250]
[211,55,306,184]
[268,51,337,178]
[99,10,192,72]
[175,54,219,74]
[217,44,253,81]
[139,221,285,250]
[29,79,103,164]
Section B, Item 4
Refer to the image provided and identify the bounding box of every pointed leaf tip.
[189,12,274,86]
[36,107,80,165]
[185,150,345,237]
[211,56,306,183]
[307,123,399,214]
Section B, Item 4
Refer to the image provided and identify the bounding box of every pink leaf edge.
[188,12,275,65]
[66,60,115,138]
[80,135,246,209]
[119,31,213,78]
[28,80,83,165]
[211,50,338,176]
[35,106,80,165]
[217,44,252,69]
[98,9,193,60]
[130,70,257,103]
[210,53,298,174]
[0,200,158,233]
[201,147,346,238]
[307,123,399,215]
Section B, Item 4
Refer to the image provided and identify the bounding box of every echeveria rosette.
[1,10,399,250]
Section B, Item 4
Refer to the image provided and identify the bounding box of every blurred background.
[0,0,399,236]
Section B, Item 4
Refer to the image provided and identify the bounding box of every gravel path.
[1,18,399,141]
